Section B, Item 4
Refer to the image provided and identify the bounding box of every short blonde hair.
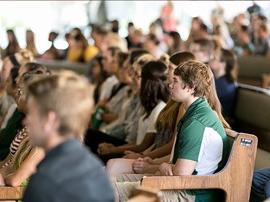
[27,70,94,139]
[133,54,155,76]
[106,32,127,52]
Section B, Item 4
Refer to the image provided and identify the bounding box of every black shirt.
[0,108,25,160]
[23,139,114,202]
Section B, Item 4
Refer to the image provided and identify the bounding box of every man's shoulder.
[39,144,102,176]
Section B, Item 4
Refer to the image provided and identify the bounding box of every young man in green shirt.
[159,60,229,202]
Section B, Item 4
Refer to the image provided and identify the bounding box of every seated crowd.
[0,6,269,202]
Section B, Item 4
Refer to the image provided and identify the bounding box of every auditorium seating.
[238,56,270,88]
[233,83,270,168]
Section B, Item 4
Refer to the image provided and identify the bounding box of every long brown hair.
[140,60,170,119]
[5,29,20,57]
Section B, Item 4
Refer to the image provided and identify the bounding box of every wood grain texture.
[0,187,24,200]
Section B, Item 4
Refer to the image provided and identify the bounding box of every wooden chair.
[140,132,258,202]
[0,187,24,201]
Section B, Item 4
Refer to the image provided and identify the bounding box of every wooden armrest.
[0,187,24,200]
[225,129,238,138]
[141,175,223,190]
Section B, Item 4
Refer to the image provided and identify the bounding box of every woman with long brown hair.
[4,29,20,58]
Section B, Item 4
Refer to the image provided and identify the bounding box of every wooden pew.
[238,56,270,88]
[233,83,270,153]
[141,132,258,202]
[0,187,24,201]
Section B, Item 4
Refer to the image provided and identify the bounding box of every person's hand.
[97,143,115,155]
[142,157,154,164]
[0,174,5,186]
[132,157,151,174]
[97,99,108,108]
[123,151,143,159]
[159,162,173,176]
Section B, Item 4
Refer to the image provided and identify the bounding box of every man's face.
[102,49,116,75]
[170,75,193,103]
[25,97,48,147]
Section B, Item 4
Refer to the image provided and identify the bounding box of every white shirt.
[136,101,166,145]
[99,75,119,101]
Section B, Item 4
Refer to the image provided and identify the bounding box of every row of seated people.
[0,43,267,201]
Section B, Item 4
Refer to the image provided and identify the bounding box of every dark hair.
[107,46,121,58]
[200,23,209,33]
[140,61,170,118]
[6,29,20,56]
[220,49,238,82]
[259,23,268,33]
[128,22,134,28]
[169,51,195,66]
[10,67,19,87]
[91,25,108,36]
[24,63,51,75]
[240,25,249,33]
[88,55,107,103]
[147,34,160,45]
[129,49,149,65]
[168,31,182,54]
[48,31,58,42]
[117,52,129,69]
[258,14,267,22]
[111,19,119,33]
[192,17,203,24]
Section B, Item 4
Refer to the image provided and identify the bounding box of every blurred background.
[0,1,269,53]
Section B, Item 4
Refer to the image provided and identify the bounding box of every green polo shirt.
[173,97,229,202]
[0,108,25,160]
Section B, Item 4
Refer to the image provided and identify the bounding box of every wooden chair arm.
[225,128,238,138]
[141,174,223,191]
[0,186,24,200]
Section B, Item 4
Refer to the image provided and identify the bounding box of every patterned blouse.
[1,127,28,168]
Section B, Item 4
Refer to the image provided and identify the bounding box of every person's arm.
[142,137,175,159]
[173,159,197,175]
[159,119,203,176]
[101,113,118,124]
[132,155,171,174]
[99,133,156,155]
[4,148,45,187]
[159,158,197,176]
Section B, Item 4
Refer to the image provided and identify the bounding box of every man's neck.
[185,96,199,110]
[43,134,72,153]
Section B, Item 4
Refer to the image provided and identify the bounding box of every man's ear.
[187,86,195,95]
[44,111,59,134]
